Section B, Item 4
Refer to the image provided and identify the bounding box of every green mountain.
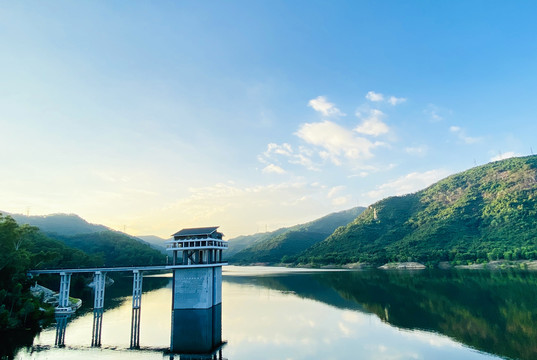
[0,214,102,331]
[298,155,537,266]
[230,206,365,264]
[6,213,108,236]
[137,235,168,254]
[224,228,289,259]
[7,212,167,261]
[52,231,166,267]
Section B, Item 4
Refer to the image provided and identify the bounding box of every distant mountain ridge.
[228,206,365,264]
[5,212,108,236]
[3,212,166,266]
[297,155,537,266]
[5,212,167,254]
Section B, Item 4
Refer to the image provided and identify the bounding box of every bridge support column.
[93,271,106,309]
[57,272,72,312]
[55,313,70,346]
[91,308,104,347]
[130,270,143,348]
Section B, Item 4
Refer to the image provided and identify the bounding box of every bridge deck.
[29,263,228,275]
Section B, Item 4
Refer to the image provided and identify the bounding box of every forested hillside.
[297,155,537,266]
[0,214,101,331]
[6,213,108,236]
[8,213,167,265]
[52,231,166,267]
[230,206,364,264]
[225,228,290,259]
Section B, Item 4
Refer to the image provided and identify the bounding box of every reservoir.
[12,266,537,360]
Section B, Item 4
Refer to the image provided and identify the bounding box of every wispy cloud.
[490,151,521,162]
[327,185,350,206]
[327,185,346,198]
[264,143,293,157]
[424,104,449,122]
[366,91,406,106]
[405,145,428,156]
[153,180,337,237]
[354,109,390,136]
[262,164,286,174]
[259,143,320,171]
[388,96,406,105]
[308,96,345,117]
[366,169,450,200]
[449,126,482,144]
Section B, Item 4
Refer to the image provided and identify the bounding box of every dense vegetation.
[224,228,289,259]
[51,231,166,267]
[0,214,101,331]
[0,212,167,335]
[229,207,364,264]
[9,213,168,262]
[297,155,537,266]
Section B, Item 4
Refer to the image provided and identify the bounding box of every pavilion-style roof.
[172,226,220,237]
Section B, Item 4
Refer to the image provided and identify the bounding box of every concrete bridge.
[28,226,228,355]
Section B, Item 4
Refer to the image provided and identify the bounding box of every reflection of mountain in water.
[225,270,537,360]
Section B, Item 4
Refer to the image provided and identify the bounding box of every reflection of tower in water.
[166,227,228,356]
[91,308,104,347]
[130,307,141,348]
[54,313,70,347]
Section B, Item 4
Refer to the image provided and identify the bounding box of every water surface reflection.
[13,267,533,359]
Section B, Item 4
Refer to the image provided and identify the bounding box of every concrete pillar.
[58,272,72,309]
[91,308,104,347]
[132,270,143,309]
[172,266,222,310]
[130,270,143,348]
[93,271,106,309]
[171,265,223,354]
[55,313,70,346]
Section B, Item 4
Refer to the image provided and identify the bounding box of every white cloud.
[262,164,286,174]
[388,96,406,106]
[259,143,320,171]
[289,153,320,171]
[405,145,428,156]
[296,120,378,164]
[365,91,384,102]
[490,151,520,162]
[331,196,350,206]
[366,91,406,106]
[308,96,345,117]
[151,180,342,238]
[424,104,449,122]
[327,185,345,198]
[366,169,451,200]
[449,126,482,144]
[264,143,293,158]
[354,109,389,136]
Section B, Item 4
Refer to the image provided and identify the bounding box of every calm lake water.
[10,266,537,360]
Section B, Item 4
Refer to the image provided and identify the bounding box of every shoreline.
[230,259,537,271]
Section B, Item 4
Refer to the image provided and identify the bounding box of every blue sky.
[1,1,537,238]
